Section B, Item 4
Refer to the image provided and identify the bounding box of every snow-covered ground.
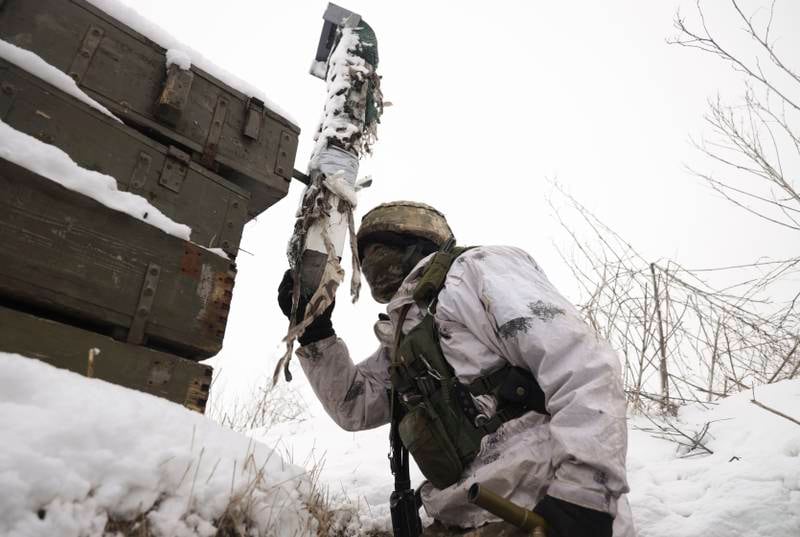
[627,382,800,536]
[3,350,797,536]
[0,353,324,537]
[258,368,800,537]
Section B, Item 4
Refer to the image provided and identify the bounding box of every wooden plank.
[0,305,212,412]
[0,58,249,257]
[0,0,295,216]
[0,158,235,359]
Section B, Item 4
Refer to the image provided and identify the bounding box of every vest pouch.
[497,366,548,415]
[413,251,455,305]
[398,403,464,489]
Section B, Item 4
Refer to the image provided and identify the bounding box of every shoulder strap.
[412,240,473,308]
[391,304,412,367]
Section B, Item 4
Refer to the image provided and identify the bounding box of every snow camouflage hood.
[295,246,635,535]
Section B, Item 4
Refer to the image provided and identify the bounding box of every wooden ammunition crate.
[0,305,212,412]
[0,0,298,217]
[0,157,236,360]
[0,57,249,257]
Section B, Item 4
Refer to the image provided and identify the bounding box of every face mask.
[361,243,420,303]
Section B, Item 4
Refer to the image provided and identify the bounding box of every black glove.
[533,496,613,537]
[277,269,335,346]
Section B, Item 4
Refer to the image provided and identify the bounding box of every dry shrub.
[206,379,307,434]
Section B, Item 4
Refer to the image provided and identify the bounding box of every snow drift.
[0,353,320,537]
[627,379,800,536]
[1,351,798,537]
[264,373,800,537]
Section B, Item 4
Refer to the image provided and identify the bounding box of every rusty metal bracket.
[180,242,202,279]
[128,151,152,193]
[158,146,190,193]
[155,64,194,126]
[127,263,161,345]
[243,97,264,140]
[0,81,15,119]
[184,365,213,413]
[201,267,235,344]
[68,25,104,83]
[201,96,228,167]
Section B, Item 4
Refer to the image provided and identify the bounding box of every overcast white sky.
[109,1,798,403]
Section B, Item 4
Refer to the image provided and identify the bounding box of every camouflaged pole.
[274,4,383,384]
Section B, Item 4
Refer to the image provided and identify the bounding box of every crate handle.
[155,64,194,126]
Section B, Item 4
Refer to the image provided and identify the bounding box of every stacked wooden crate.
[0,0,299,412]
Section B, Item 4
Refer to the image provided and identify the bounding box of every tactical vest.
[390,243,547,490]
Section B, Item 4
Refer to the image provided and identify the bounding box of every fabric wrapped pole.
[316,145,359,185]
[274,17,382,385]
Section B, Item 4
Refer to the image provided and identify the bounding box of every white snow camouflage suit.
[296,245,635,535]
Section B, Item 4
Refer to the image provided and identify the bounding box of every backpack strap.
[412,239,473,309]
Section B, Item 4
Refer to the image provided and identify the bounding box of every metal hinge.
[243,97,264,140]
[68,25,104,83]
[128,263,161,345]
[159,146,190,193]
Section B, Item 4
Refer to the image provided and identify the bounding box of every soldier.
[278,201,635,537]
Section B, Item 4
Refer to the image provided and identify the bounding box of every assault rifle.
[389,393,422,536]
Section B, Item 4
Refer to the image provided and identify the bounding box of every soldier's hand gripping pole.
[468,483,548,537]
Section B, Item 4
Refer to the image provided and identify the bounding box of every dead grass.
[105,513,151,536]
[206,379,307,434]
[100,376,385,536]
[100,448,387,537]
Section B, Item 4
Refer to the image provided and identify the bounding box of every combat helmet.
[357,201,453,258]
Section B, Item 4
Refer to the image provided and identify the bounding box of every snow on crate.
[627,379,800,537]
[0,39,119,121]
[0,121,192,241]
[166,48,192,70]
[84,0,297,127]
[0,353,321,537]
